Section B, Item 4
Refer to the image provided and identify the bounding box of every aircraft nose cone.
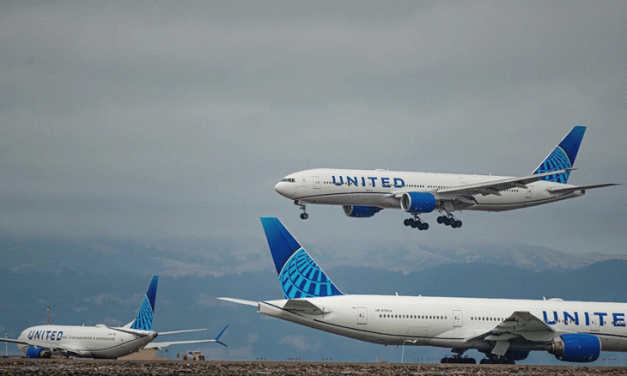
[275,182,286,195]
[275,182,294,197]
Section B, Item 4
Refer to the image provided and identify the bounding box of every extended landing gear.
[441,349,476,364]
[479,356,515,364]
[436,214,462,228]
[294,200,308,220]
[441,356,476,364]
[403,214,429,230]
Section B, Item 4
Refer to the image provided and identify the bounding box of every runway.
[0,359,623,375]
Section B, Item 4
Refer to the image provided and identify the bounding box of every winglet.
[533,125,586,183]
[260,217,343,299]
[214,325,228,347]
[130,275,158,331]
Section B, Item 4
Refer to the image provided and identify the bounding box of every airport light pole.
[401,339,417,363]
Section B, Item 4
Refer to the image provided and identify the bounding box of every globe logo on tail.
[279,248,342,299]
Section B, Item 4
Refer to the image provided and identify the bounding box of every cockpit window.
[281,178,296,183]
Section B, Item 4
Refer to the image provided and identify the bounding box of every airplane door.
[313,176,321,189]
[357,307,368,325]
[453,310,463,327]
[590,318,600,332]
[525,189,532,198]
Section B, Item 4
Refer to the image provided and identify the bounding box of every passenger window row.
[379,314,448,320]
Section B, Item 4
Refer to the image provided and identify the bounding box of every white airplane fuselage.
[259,295,627,353]
[275,168,583,212]
[17,325,157,359]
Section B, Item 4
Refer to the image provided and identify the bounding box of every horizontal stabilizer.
[217,297,259,307]
[283,299,330,315]
[547,183,619,194]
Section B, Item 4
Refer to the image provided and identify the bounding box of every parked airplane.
[275,126,617,230]
[0,276,228,358]
[220,217,627,364]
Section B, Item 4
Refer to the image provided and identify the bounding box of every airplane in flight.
[274,126,617,230]
[220,217,627,364]
[0,276,228,358]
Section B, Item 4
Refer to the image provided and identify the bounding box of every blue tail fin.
[533,125,586,184]
[130,275,158,330]
[260,217,342,299]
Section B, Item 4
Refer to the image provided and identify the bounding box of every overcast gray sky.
[1,1,625,269]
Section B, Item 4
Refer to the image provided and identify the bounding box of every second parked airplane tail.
[128,275,158,331]
[533,125,586,184]
[261,217,343,299]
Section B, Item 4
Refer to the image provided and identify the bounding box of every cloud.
[0,1,624,261]
[84,294,123,305]
[247,333,259,345]
[279,334,322,353]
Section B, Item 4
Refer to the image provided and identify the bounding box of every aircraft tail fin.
[129,275,158,331]
[532,125,586,183]
[260,217,343,299]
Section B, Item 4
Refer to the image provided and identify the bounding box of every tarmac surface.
[1,359,626,376]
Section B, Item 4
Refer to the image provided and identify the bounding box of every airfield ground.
[0,359,625,376]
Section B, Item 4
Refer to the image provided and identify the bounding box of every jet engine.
[549,333,601,362]
[400,192,436,213]
[342,205,381,218]
[26,346,51,358]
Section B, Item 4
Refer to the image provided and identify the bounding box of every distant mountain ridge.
[316,242,627,274]
[0,237,625,277]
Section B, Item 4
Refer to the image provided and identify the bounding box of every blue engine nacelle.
[400,192,436,213]
[25,346,51,358]
[342,205,381,218]
[550,333,601,362]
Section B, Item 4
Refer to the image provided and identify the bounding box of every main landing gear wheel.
[441,349,475,364]
[300,213,309,220]
[480,357,515,364]
[441,356,476,364]
[437,215,462,229]
[404,215,429,231]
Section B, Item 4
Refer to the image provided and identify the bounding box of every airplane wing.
[468,311,562,356]
[158,328,206,336]
[437,169,573,197]
[145,338,224,350]
[0,337,84,357]
[108,326,155,337]
[0,337,29,345]
[146,325,228,349]
[546,183,619,194]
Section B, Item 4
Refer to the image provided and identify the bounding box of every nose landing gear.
[294,200,308,220]
[440,349,476,364]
